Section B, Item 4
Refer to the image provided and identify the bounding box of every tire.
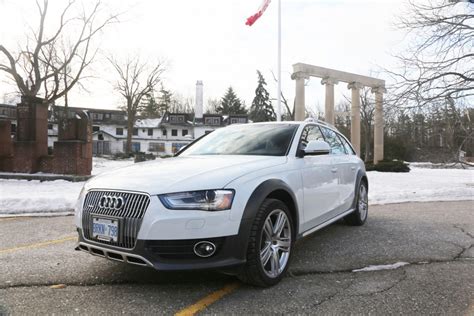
[345,181,368,226]
[238,198,294,287]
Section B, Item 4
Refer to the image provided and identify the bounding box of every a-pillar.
[347,82,363,156]
[292,72,309,121]
[321,78,338,125]
[371,87,386,164]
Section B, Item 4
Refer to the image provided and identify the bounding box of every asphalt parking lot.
[0,200,473,315]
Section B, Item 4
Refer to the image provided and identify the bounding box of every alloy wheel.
[260,209,292,278]
[358,184,368,221]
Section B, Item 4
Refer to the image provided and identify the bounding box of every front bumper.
[75,222,251,270]
[75,190,253,270]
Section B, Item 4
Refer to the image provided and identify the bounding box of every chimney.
[195,80,203,121]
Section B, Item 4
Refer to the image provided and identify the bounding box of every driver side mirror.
[303,140,331,156]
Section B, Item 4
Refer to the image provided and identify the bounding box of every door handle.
[351,166,356,171]
[331,168,338,173]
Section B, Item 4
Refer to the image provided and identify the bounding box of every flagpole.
[277,0,282,121]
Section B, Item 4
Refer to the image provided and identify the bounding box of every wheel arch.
[352,170,368,209]
[266,189,299,236]
[240,179,300,237]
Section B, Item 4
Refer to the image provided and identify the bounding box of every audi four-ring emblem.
[99,195,125,210]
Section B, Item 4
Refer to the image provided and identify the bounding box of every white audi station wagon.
[75,121,368,286]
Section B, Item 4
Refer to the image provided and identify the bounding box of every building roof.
[54,105,125,114]
[92,130,119,140]
[134,118,163,128]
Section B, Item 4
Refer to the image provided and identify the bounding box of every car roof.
[250,119,338,130]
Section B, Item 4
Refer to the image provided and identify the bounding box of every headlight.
[159,190,235,211]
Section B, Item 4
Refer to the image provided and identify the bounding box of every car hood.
[84,155,287,195]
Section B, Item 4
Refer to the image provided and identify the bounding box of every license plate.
[92,217,119,242]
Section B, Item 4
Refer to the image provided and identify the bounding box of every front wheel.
[345,181,368,226]
[238,199,293,287]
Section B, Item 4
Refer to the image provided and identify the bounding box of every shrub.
[365,160,410,172]
[134,152,156,163]
[384,136,415,161]
[112,152,134,160]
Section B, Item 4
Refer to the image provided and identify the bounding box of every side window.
[320,127,347,155]
[299,125,324,150]
[338,134,356,155]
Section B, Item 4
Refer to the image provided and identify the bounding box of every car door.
[319,126,353,213]
[337,133,359,210]
[297,125,340,232]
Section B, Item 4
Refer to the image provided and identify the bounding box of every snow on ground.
[367,167,473,205]
[0,159,472,216]
[352,262,410,272]
[0,158,134,216]
[0,180,84,216]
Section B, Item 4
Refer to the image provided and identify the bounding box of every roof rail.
[316,119,333,127]
[304,117,337,130]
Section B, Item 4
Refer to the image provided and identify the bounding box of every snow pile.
[409,162,473,169]
[0,180,83,215]
[0,158,135,216]
[352,262,410,272]
[0,160,472,216]
[367,168,473,205]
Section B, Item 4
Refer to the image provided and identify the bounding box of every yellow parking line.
[175,282,240,316]
[0,235,77,254]
[0,217,28,222]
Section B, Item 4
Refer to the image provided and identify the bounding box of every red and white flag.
[245,0,272,26]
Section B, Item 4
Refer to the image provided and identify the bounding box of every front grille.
[82,190,151,249]
[145,238,225,259]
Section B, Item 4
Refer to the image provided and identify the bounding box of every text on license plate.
[92,217,119,242]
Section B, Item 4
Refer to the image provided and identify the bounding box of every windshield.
[179,124,298,156]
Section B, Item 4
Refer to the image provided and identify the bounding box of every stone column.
[292,72,308,121]
[321,78,338,125]
[16,96,49,156]
[13,96,49,173]
[372,87,386,164]
[0,120,13,157]
[348,82,363,156]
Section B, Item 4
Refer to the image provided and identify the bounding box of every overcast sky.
[0,0,407,113]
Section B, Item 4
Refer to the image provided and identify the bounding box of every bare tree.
[334,100,351,137]
[359,88,376,161]
[388,0,473,108]
[169,93,194,114]
[342,87,376,161]
[206,98,220,114]
[0,0,118,106]
[109,56,165,154]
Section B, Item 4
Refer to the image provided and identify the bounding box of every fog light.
[193,241,216,257]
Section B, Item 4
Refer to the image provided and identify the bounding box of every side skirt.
[298,208,355,238]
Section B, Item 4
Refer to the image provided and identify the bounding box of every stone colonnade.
[291,63,386,164]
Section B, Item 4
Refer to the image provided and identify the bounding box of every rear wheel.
[238,199,293,287]
[345,181,368,226]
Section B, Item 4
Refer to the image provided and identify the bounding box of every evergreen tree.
[157,84,173,116]
[249,70,276,122]
[217,87,247,115]
[140,91,160,118]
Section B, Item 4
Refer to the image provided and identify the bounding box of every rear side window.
[320,126,347,155]
[338,135,356,155]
